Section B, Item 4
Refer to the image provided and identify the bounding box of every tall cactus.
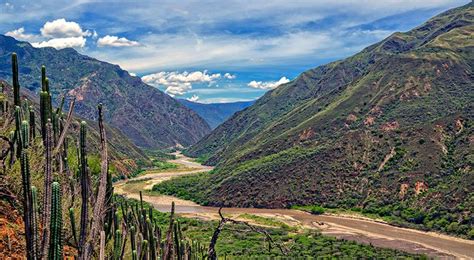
[41,121,53,259]
[41,65,47,92]
[29,106,36,140]
[48,182,63,260]
[31,186,39,260]
[69,208,78,247]
[113,229,122,260]
[21,120,29,149]
[11,53,20,107]
[79,121,89,256]
[40,91,49,140]
[20,149,34,260]
[14,106,22,158]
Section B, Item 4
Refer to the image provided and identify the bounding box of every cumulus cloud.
[141,70,222,96]
[17,18,93,50]
[97,35,140,47]
[224,73,236,79]
[186,95,200,102]
[40,18,89,38]
[5,27,39,41]
[32,37,86,49]
[248,77,290,90]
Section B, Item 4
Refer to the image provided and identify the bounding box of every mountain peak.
[0,35,211,148]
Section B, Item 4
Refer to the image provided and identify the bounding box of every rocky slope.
[171,3,473,237]
[177,99,254,128]
[0,36,211,148]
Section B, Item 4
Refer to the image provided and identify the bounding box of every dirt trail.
[115,152,474,259]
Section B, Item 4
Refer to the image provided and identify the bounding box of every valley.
[115,153,474,259]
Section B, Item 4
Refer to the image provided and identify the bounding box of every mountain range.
[0,35,211,148]
[177,99,254,129]
[160,2,474,237]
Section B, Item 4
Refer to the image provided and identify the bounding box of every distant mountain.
[0,35,211,148]
[177,99,254,129]
[168,3,473,237]
[1,79,151,177]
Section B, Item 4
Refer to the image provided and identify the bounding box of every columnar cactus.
[21,120,29,149]
[40,91,49,140]
[41,121,53,259]
[31,186,39,259]
[20,150,34,260]
[41,65,47,92]
[113,229,122,260]
[79,121,89,254]
[11,53,20,107]
[14,106,22,158]
[69,208,78,247]
[48,182,63,260]
[29,106,35,140]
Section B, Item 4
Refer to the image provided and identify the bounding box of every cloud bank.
[97,35,140,47]
[248,77,290,90]
[141,70,226,96]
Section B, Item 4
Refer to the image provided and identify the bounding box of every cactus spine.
[49,182,63,260]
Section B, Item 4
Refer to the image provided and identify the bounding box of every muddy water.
[115,153,474,259]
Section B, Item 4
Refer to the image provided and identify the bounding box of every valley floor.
[114,152,474,259]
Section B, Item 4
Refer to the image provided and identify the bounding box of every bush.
[310,206,326,215]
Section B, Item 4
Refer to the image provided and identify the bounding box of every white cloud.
[248,77,290,90]
[32,37,86,49]
[141,70,222,96]
[5,27,39,41]
[224,73,236,79]
[40,18,89,38]
[186,95,200,102]
[97,35,140,47]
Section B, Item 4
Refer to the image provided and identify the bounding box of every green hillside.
[0,36,211,148]
[160,3,474,238]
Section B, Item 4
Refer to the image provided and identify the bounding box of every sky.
[0,0,469,103]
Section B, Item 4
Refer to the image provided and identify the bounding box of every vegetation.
[116,197,424,259]
[0,54,208,259]
[174,3,474,238]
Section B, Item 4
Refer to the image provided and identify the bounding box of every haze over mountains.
[168,2,473,236]
[177,99,254,129]
[0,35,211,148]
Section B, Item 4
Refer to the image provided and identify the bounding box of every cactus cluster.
[5,52,227,260]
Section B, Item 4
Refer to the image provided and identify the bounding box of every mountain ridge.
[0,35,211,148]
[161,2,474,238]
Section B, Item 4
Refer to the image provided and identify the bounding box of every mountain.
[177,99,254,129]
[0,35,211,148]
[163,3,474,237]
[0,79,150,177]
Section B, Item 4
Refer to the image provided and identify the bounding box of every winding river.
[115,153,474,259]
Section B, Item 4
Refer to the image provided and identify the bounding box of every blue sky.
[0,0,469,103]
